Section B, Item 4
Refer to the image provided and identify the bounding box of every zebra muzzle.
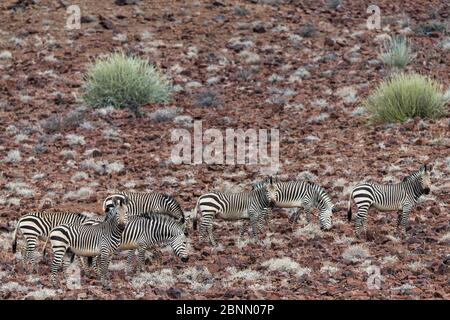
[423,187,430,194]
[181,256,189,263]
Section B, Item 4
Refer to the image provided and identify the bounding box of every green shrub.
[364,73,446,123]
[379,36,413,69]
[82,52,171,116]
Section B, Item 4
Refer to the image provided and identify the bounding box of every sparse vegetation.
[379,36,414,69]
[262,257,312,277]
[364,73,447,123]
[82,52,171,116]
[414,22,447,36]
[194,91,221,108]
[342,244,370,263]
[4,150,21,163]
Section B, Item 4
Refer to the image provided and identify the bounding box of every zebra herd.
[11,164,433,288]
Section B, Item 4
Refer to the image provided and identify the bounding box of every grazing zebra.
[347,164,432,238]
[43,195,128,287]
[192,178,277,246]
[11,211,101,270]
[103,191,186,230]
[253,178,335,230]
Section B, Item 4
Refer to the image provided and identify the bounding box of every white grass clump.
[294,224,324,240]
[180,266,214,291]
[224,267,262,286]
[71,171,89,182]
[262,257,312,277]
[5,182,35,198]
[24,288,57,300]
[408,261,426,272]
[63,187,94,201]
[0,282,29,293]
[381,255,399,265]
[66,134,85,146]
[131,268,176,289]
[342,244,371,263]
[4,150,22,163]
[439,232,450,244]
[320,262,339,276]
[333,235,355,245]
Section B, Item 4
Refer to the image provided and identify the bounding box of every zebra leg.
[97,252,111,287]
[355,205,370,239]
[265,207,274,232]
[198,211,212,243]
[24,236,38,272]
[396,211,403,234]
[304,206,311,224]
[137,246,148,272]
[399,206,412,237]
[126,250,135,274]
[288,209,299,224]
[248,210,260,242]
[207,224,216,247]
[51,248,66,287]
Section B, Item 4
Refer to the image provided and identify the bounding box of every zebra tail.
[192,201,199,230]
[347,189,353,222]
[12,223,18,253]
[41,235,50,258]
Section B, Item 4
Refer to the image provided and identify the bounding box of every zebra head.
[418,164,432,195]
[109,195,129,226]
[264,176,278,207]
[171,233,189,263]
[404,164,432,196]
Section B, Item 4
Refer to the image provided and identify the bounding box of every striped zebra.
[347,164,432,238]
[89,214,188,273]
[192,178,277,246]
[103,191,186,231]
[253,178,335,230]
[43,195,128,287]
[11,211,101,270]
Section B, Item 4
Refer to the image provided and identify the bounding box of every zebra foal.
[347,164,432,238]
[192,178,277,246]
[43,195,129,287]
[12,211,100,270]
[253,177,335,230]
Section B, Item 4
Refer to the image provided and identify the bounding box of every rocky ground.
[0,0,449,299]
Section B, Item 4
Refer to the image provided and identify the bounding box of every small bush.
[364,73,447,123]
[82,52,171,116]
[414,22,447,36]
[379,36,413,69]
[194,91,221,108]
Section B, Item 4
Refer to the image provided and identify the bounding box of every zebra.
[192,178,277,246]
[347,164,432,238]
[253,177,335,230]
[102,191,186,232]
[11,211,101,270]
[88,214,188,274]
[43,195,128,287]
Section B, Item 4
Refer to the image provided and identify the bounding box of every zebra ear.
[419,164,426,173]
[427,164,433,172]
[268,176,273,184]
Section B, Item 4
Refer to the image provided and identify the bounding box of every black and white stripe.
[192,179,277,246]
[347,164,432,238]
[12,211,99,270]
[119,214,188,272]
[103,191,185,229]
[253,178,335,230]
[44,195,128,287]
